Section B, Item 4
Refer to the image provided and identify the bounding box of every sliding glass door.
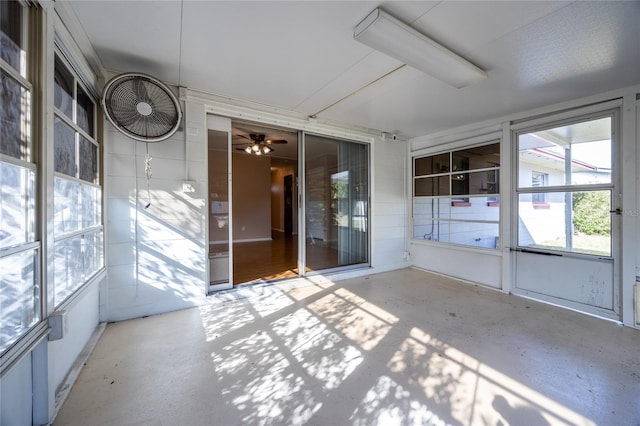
[304,134,369,272]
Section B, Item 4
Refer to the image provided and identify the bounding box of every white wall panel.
[48,281,101,409]
[514,252,614,312]
[410,243,502,289]
[105,100,208,320]
[1,354,32,425]
[372,138,410,271]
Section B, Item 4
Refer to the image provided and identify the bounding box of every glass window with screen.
[413,141,500,249]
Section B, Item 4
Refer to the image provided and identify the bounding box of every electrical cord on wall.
[133,142,140,296]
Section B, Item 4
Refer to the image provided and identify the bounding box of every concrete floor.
[54,269,639,425]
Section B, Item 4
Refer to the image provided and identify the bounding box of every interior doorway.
[230,121,299,285]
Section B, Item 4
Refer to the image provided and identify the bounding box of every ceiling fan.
[234,133,287,155]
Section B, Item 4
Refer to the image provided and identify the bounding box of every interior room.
[1,1,639,425]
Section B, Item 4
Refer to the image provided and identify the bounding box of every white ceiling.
[67,1,640,139]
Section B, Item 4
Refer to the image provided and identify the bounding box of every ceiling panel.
[67,1,640,140]
[320,1,640,137]
[70,0,182,84]
[413,1,572,56]
[179,1,380,110]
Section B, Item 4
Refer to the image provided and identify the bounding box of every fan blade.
[237,134,252,141]
[265,139,287,144]
[132,77,149,102]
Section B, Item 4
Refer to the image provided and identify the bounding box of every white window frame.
[52,50,103,309]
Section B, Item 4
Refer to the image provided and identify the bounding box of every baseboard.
[233,237,272,243]
[52,322,106,423]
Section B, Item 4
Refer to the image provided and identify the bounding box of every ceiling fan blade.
[265,139,288,144]
[237,134,252,141]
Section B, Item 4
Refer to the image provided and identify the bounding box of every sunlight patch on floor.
[308,287,397,351]
[211,330,321,425]
[350,375,451,426]
[387,327,596,425]
[199,301,255,342]
[286,282,330,301]
[244,286,295,317]
[271,308,363,390]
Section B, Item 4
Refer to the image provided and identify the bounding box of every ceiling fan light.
[255,149,262,156]
[244,146,252,154]
[252,144,260,152]
[262,146,272,154]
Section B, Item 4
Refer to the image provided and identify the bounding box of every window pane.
[54,177,80,234]
[450,221,500,248]
[0,70,31,160]
[54,56,74,119]
[0,249,39,354]
[450,196,500,222]
[451,171,500,196]
[413,197,450,221]
[83,231,104,281]
[81,183,101,228]
[305,135,369,271]
[518,190,610,256]
[0,1,26,76]
[54,117,76,177]
[414,153,449,176]
[54,236,83,306]
[518,117,611,188]
[77,84,94,135]
[453,143,500,172]
[79,136,98,183]
[414,220,450,242]
[0,162,35,249]
[415,176,449,196]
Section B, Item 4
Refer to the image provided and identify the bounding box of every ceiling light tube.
[354,8,487,88]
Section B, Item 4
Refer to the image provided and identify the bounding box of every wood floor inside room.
[232,231,340,285]
[233,231,299,284]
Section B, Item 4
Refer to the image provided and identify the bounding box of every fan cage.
[101,73,182,143]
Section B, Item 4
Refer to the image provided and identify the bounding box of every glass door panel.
[207,115,232,291]
[304,134,369,272]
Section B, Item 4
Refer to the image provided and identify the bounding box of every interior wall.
[1,353,32,425]
[104,112,209,322]
[270,163,297,233]
[232,152,272,241]
[48,281,101,409]
[371,137,411,272]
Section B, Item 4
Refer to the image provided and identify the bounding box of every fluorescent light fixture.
[354,8,487,88]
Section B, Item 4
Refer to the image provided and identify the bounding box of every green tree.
[573,191,610,235]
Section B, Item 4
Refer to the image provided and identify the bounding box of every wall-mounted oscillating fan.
[102,73,182,208]
[101,72,182,142]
